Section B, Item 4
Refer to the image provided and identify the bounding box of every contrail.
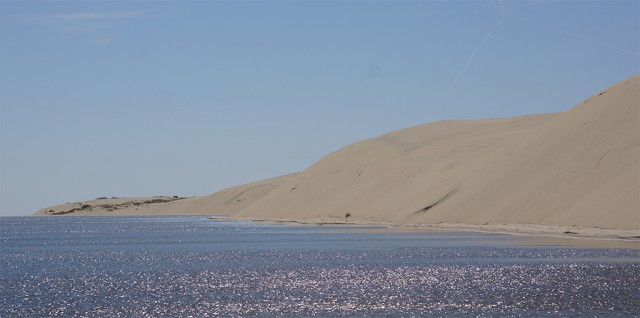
[437,1,505,105]
[505,11,640,57]
[434,0,637,107]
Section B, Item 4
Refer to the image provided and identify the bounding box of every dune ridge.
[35,173,297,216]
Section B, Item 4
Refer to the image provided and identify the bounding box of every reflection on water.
[1,216,638,317]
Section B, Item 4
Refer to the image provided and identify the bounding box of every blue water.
[1,216,638,317]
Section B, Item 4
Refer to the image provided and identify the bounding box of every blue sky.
[1,0,638,216]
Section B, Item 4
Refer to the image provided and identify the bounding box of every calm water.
[1,216,638,317]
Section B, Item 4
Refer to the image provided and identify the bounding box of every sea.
[1,216,638,317]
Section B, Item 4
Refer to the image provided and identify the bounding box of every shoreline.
[25,212,640,248]
[27,212,640,246]
[218,215,640,249]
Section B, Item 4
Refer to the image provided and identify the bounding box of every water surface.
[1,216,638,317]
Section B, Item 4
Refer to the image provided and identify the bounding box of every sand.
[235,74,639,239]
[35,75,640,242]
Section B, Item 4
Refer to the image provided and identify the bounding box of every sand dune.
[237,114,557,222]
[408,75,639,229]
[35,75,639,238]
[237,75,639,231]
[35,173,297,216]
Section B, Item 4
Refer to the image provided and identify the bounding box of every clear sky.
[1,0,638,216]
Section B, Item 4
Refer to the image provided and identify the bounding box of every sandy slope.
[237,75,639,232]
[408,75,639,229]
[237,114,557,222]
[35,173,297,216]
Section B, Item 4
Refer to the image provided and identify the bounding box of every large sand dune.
[237,75,639,231]
[36,75,639,238]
